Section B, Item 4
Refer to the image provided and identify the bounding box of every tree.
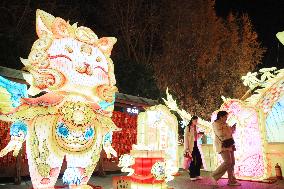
[0,0,92,69]
[0,0,266,116]
[92,0,162,98]
[151,0,265,119]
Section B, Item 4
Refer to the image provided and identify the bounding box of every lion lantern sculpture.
[0,10,119,189]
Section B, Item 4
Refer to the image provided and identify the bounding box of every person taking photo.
[211,111,241,186]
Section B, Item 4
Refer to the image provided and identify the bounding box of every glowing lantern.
[0,9,119,189]
[210,65,284,180]
[0,76,28,113]
[116,105,178,189]
[134,105,179,173]
[276,31,284,45]
[211,99,268,180]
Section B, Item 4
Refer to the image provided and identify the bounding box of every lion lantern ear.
[96,37,117,57]
[36,9,55,38]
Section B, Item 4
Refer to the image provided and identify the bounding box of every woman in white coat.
[184,116,204,181]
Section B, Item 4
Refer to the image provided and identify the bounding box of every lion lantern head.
[21,10,117,106]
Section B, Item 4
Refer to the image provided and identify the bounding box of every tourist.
[211,111,241,186]
[184,116,204,181]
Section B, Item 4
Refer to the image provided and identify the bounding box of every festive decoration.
[212,99,267,180]
[265,96,284,142]
[241,67,284,142]
[116,104,178,189]
[118,150,169,189]
[163,88,212,136]
[0,111,138,172]
[0,76,28,113]
[118,154,135,176]
[134,104,179,173]
[0,9,119,189]
[276,30,284,45]
[151,162,166,180]
[109,111,138,162]
[211,54,284,179]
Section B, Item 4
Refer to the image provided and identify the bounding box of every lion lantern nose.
[75,62,92,76]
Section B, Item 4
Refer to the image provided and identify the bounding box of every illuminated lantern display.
[277,30,284,45]
[163,89,212,136]
[0,9,119,189]
[211,64,284,180]
[135,105,179,171]
[0,76,28,113]
[114,105,178,189]
[211,99,268,180]
[163,89,212,170]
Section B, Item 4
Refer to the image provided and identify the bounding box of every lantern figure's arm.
[0,76,28,114]
[0,105,58,122]
[103,132,117,158]
[0,121,27,157]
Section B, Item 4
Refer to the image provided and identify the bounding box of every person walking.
[184,116,204,181]
[211,111,241,186]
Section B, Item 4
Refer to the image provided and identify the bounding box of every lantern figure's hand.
[0,136,25,157]
[103,141,117,158]
[0,121,27,157]
[102,131,117,158]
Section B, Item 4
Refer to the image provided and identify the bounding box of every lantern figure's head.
[22,10,117,100]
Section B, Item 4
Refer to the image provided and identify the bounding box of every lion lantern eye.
[96,56,102,62]
[65,45,73,53]
[80,44,92,56]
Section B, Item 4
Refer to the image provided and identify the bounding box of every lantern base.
[30,184,102,189]
[113,150,174,189]
[113,176,173,189]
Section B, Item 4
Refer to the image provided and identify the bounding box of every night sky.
[216,0,284,69]
[1,0,284,69]
[0,0,284,99]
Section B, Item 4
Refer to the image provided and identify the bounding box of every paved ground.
[0,171,283,189]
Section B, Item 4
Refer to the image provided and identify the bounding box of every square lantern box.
[113,150,173,189]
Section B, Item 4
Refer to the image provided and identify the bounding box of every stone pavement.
[0,171,283,189]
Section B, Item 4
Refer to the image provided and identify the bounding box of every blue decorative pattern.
[0,76,28,107]
[56,122,69,138]
[104,132,113,144]
[62,167,82,185]
[10,121,28,137]
[84,127,95,140]
[266,96,284,142]
[99,100,114,110]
